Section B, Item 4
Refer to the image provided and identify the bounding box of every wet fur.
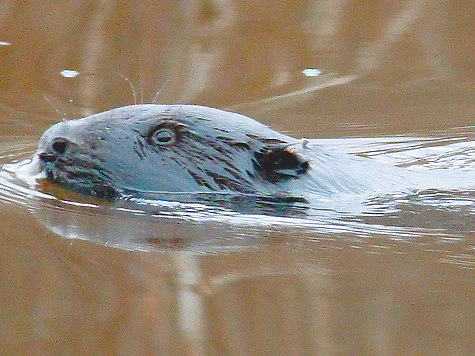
[36,105,311,198]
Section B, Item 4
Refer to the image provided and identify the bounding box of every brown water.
[0,1,473,355]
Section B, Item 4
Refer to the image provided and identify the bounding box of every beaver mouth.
[38,152,118,199]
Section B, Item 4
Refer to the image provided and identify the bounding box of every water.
[2,132,472,248]
[0,1,473,355]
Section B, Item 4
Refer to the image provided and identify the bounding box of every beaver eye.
[150,128,176,145]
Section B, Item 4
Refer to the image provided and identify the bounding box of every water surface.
[0,1,473,355]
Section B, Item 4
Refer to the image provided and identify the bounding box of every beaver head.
[36,105,309,198]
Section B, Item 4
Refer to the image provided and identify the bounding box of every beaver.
[35,104,414,200]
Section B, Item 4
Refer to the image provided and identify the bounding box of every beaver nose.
[38,137,71,162]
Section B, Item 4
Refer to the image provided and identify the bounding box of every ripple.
[0,134,473,253]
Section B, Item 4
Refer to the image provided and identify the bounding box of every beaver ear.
[253,146,309,182]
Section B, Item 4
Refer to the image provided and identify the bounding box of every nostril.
[38,152,56,162]
[51,138,69,155]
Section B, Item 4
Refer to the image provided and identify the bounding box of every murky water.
[0,1,473,355]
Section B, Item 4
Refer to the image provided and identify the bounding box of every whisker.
[139,71,144,104]
[43,95,66,121]
[152,78,169,104]
[114,71,137,105]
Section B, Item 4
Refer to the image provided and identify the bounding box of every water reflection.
[1,1,472,135]
[1,197,472,354]
[0,0,474,354]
